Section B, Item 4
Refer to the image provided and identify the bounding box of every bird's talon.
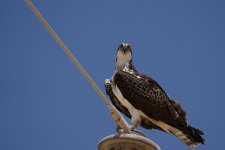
[115,129,124,137]
[129,125,135,131]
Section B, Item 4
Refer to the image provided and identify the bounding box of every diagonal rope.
[25,0,130,133]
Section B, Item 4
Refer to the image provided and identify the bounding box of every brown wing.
[169,98,188,126]
[104,79,161,130]
[114,71,188,127]
[138,73,188,126]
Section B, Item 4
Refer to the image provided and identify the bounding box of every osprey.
[105,43,205,147]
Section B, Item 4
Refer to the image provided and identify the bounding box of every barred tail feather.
[170,125,205,147]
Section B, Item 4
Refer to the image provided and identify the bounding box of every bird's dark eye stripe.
[117,44,124,51]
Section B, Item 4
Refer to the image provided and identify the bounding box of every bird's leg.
[130,117,141,131]
[130,108,142,131]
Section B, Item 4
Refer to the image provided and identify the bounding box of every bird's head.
[116,43,133,71]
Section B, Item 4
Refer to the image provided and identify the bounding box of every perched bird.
[105,43,205,147]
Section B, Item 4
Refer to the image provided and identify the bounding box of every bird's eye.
[126,45,132,54]
[117,43,124,51]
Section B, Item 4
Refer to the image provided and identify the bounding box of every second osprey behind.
[105,43,205,147]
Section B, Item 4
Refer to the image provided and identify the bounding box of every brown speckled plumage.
[105,43,205,147]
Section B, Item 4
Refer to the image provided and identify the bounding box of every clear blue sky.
[1,0,225,149]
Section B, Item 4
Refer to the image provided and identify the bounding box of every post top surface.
[98,132,161,150]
